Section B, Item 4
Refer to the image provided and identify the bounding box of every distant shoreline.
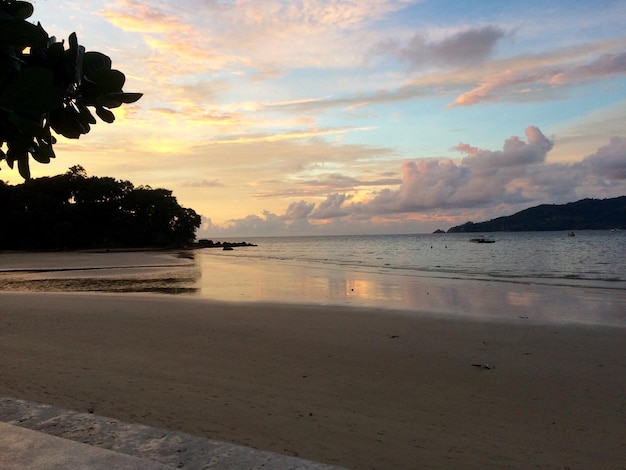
[447,196,626,232]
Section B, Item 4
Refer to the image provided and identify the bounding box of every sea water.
[203,231,626,287]
[188,230,626,325]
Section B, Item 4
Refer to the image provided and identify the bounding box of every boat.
[567,231,575,237]
[469,237,495,243]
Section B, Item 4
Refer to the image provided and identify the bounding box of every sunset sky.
[5,0,626,236]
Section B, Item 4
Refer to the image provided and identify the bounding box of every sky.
[4,0,626,237]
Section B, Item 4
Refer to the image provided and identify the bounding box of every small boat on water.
[567,231,575,237]
[469,237,495,243]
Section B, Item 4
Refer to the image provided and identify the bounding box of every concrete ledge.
[0,422,171,470]
[0,397,346,469]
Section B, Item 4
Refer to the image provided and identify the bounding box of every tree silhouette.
[0,0,142,178]
[0,166,201,250]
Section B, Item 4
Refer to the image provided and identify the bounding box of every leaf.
[74,108,92,132]
[17,154,30,179]
[99,92,142,108]
[74,45,85,83]
[32,136,56,163]
[82,51,112,77]
[77,104,97,124]
[68,32,79,52]
[47,40,72,83]
[65,32,83,83]
[6,146,30,178]
[7,112,44,137]
[86,69,126,92]
[79,70,127,108]
[95,106,115,123]
[0,67,64,114]
[0,19,48,48]
[3,1,34,20]
[49,107,87,138]
[99,94,123,109]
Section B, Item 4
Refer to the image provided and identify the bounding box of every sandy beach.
[0,291,624,469]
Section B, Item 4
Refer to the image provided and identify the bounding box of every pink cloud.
[452,142,481,156]
[285,200,315,219]
[367,126,554,211]
[100,0,189,34]
[310,193,353,219]
[573,52,626,80]
[450,69,549,107]
[583,136,626,180]
[450,50,626,107]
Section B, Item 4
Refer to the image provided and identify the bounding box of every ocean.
[208,231,626,287]
[184,230,626,325]
[1,230,625,326]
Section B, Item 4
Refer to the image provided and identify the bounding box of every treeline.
[448,196,626,232]
[0,166,200,250]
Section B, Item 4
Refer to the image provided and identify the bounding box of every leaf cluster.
[0,1,142,178]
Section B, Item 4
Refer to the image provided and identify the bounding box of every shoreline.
[1,291,625,469]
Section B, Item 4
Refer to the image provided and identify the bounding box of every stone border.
[0,398,345,470]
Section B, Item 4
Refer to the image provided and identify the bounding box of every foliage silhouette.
[0,166,201,250]
[0,0,142,178]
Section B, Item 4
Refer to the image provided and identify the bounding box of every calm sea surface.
[187,231,626,325]
[207,231,626,287]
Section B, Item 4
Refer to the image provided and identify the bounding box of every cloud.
[202,129,626,237]
[212,208,316,237]
[461,126,553,168]
[208,126,376,145]
[451,48,626,107]
[366,126,553,212]
[583,136,626,179]
[570,51,626,81]
[310,193,353,219]
[382,26,507,69]
[103,0,415,74]
[300,173,401,192]
[100,0,188,34]
[285,200,315,219]
[183,179,224,188]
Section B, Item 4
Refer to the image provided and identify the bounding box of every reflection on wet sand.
[0,251,201,295]
[193,252,626,326]
[0,274,200,295]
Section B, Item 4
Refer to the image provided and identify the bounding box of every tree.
[0,0,142,179]
[0,167,201,250]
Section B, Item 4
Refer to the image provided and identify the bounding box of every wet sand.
[0,291,624,469]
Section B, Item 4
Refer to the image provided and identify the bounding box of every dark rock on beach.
[194,239,257,249]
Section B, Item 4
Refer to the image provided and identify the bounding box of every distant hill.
[447,196,626,233]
